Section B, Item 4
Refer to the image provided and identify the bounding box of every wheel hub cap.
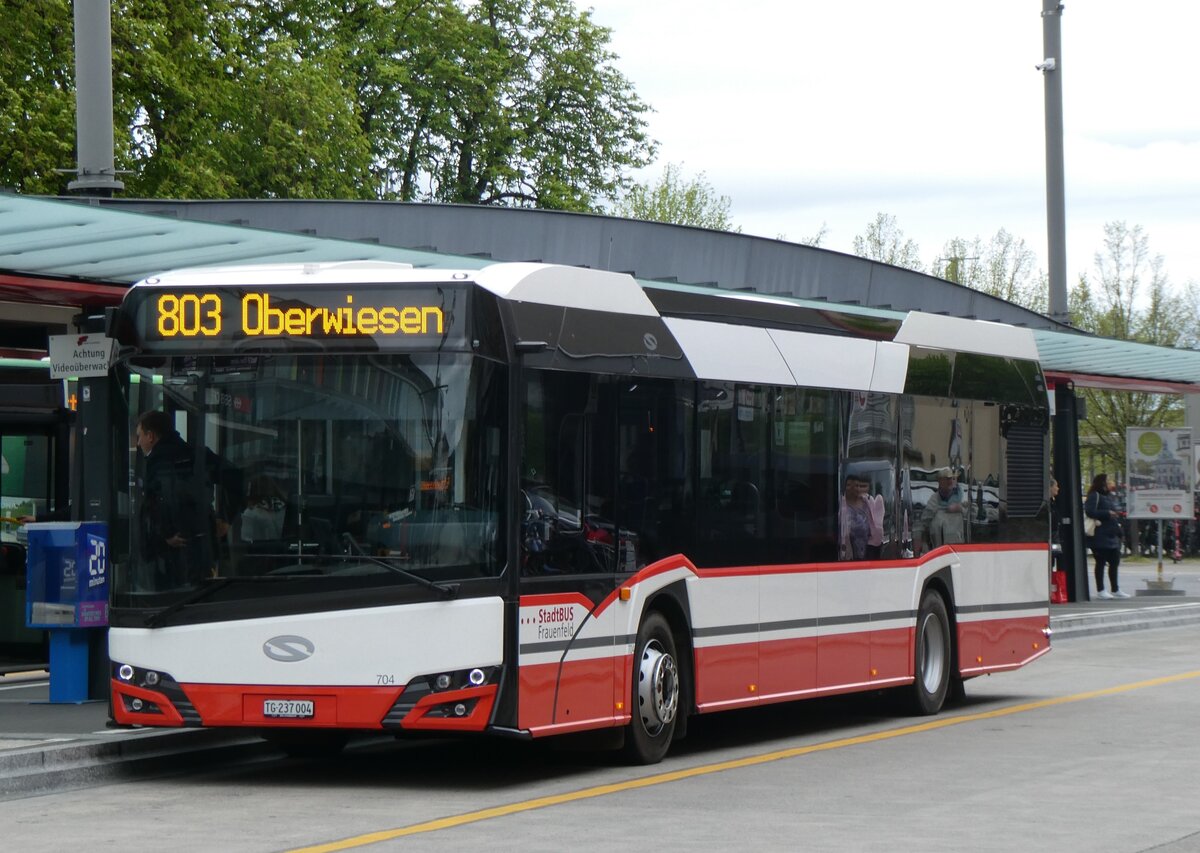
[637,640,679,733]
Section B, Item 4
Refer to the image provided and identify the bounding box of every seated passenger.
[915,467,968,553]
[239,475,287,542]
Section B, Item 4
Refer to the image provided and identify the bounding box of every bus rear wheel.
[623,611,680,765]
[907,589,951,715]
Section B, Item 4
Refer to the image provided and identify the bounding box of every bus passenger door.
[517,371,618,734]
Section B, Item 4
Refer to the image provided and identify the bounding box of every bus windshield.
[115,353,507,610]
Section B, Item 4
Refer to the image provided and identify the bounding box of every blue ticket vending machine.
[25,522,109,703]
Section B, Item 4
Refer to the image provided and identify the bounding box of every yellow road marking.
[288,669,1200,852]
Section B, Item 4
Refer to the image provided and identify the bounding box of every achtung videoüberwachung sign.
[47,333,117,379]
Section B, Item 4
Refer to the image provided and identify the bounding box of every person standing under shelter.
[916,467,968,553]
[1084,473,1129,599]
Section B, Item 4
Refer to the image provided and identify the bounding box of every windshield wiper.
[143,576,300,627]
[143,539,459,628]
[341,532,459,599]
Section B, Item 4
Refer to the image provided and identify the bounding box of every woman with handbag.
[1085,473,1128,599]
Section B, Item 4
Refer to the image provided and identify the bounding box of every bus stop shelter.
[1,192,1199,616]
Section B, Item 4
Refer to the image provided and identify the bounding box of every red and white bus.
[107,261,1051,763]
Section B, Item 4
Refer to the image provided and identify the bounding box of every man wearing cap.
[916,467,968,553]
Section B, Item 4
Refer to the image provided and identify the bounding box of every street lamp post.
[65,0,124,196]
[1040,1,1068,325]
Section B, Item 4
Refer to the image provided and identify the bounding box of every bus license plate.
[263,699,314,719]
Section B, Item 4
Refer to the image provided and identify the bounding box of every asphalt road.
[4,625,1200,853]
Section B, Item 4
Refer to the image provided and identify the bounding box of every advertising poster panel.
[1125,427,1193,519]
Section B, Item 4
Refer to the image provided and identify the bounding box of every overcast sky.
[578,0,1200,293]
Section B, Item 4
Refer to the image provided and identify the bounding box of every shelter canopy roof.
[1,193,1198,393]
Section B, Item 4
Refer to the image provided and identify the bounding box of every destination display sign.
[120,284,468,352]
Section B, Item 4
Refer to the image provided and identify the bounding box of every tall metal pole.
[1041,1,1068,325]
[68,0,124,195]
[68,0,123,702]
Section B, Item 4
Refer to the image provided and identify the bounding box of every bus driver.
[134,411,210,588]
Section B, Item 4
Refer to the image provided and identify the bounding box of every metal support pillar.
[1053,383,1088,601]
[68,311,118,702]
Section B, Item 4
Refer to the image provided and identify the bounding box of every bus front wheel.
[624,611,680,765]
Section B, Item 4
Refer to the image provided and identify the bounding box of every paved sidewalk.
[2,556,1199,797]
[0,668,270,797]
[1050,556,1200,638]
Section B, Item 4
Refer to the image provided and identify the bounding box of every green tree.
[406,0,655,208]
[934,229,1043,311]
[218,38,376,200]
[2,0,654,207]
[113,1,374,199]
[0,1,77,194]
[1071,222,1197,475]
[852,213,923,272]
[611,163,737,231]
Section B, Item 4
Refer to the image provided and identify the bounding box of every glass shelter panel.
[1,434,52,533]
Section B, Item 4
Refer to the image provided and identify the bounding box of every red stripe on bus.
[692,542,1048,578]
[590,543,1047,616]
[515,611,1048,731]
